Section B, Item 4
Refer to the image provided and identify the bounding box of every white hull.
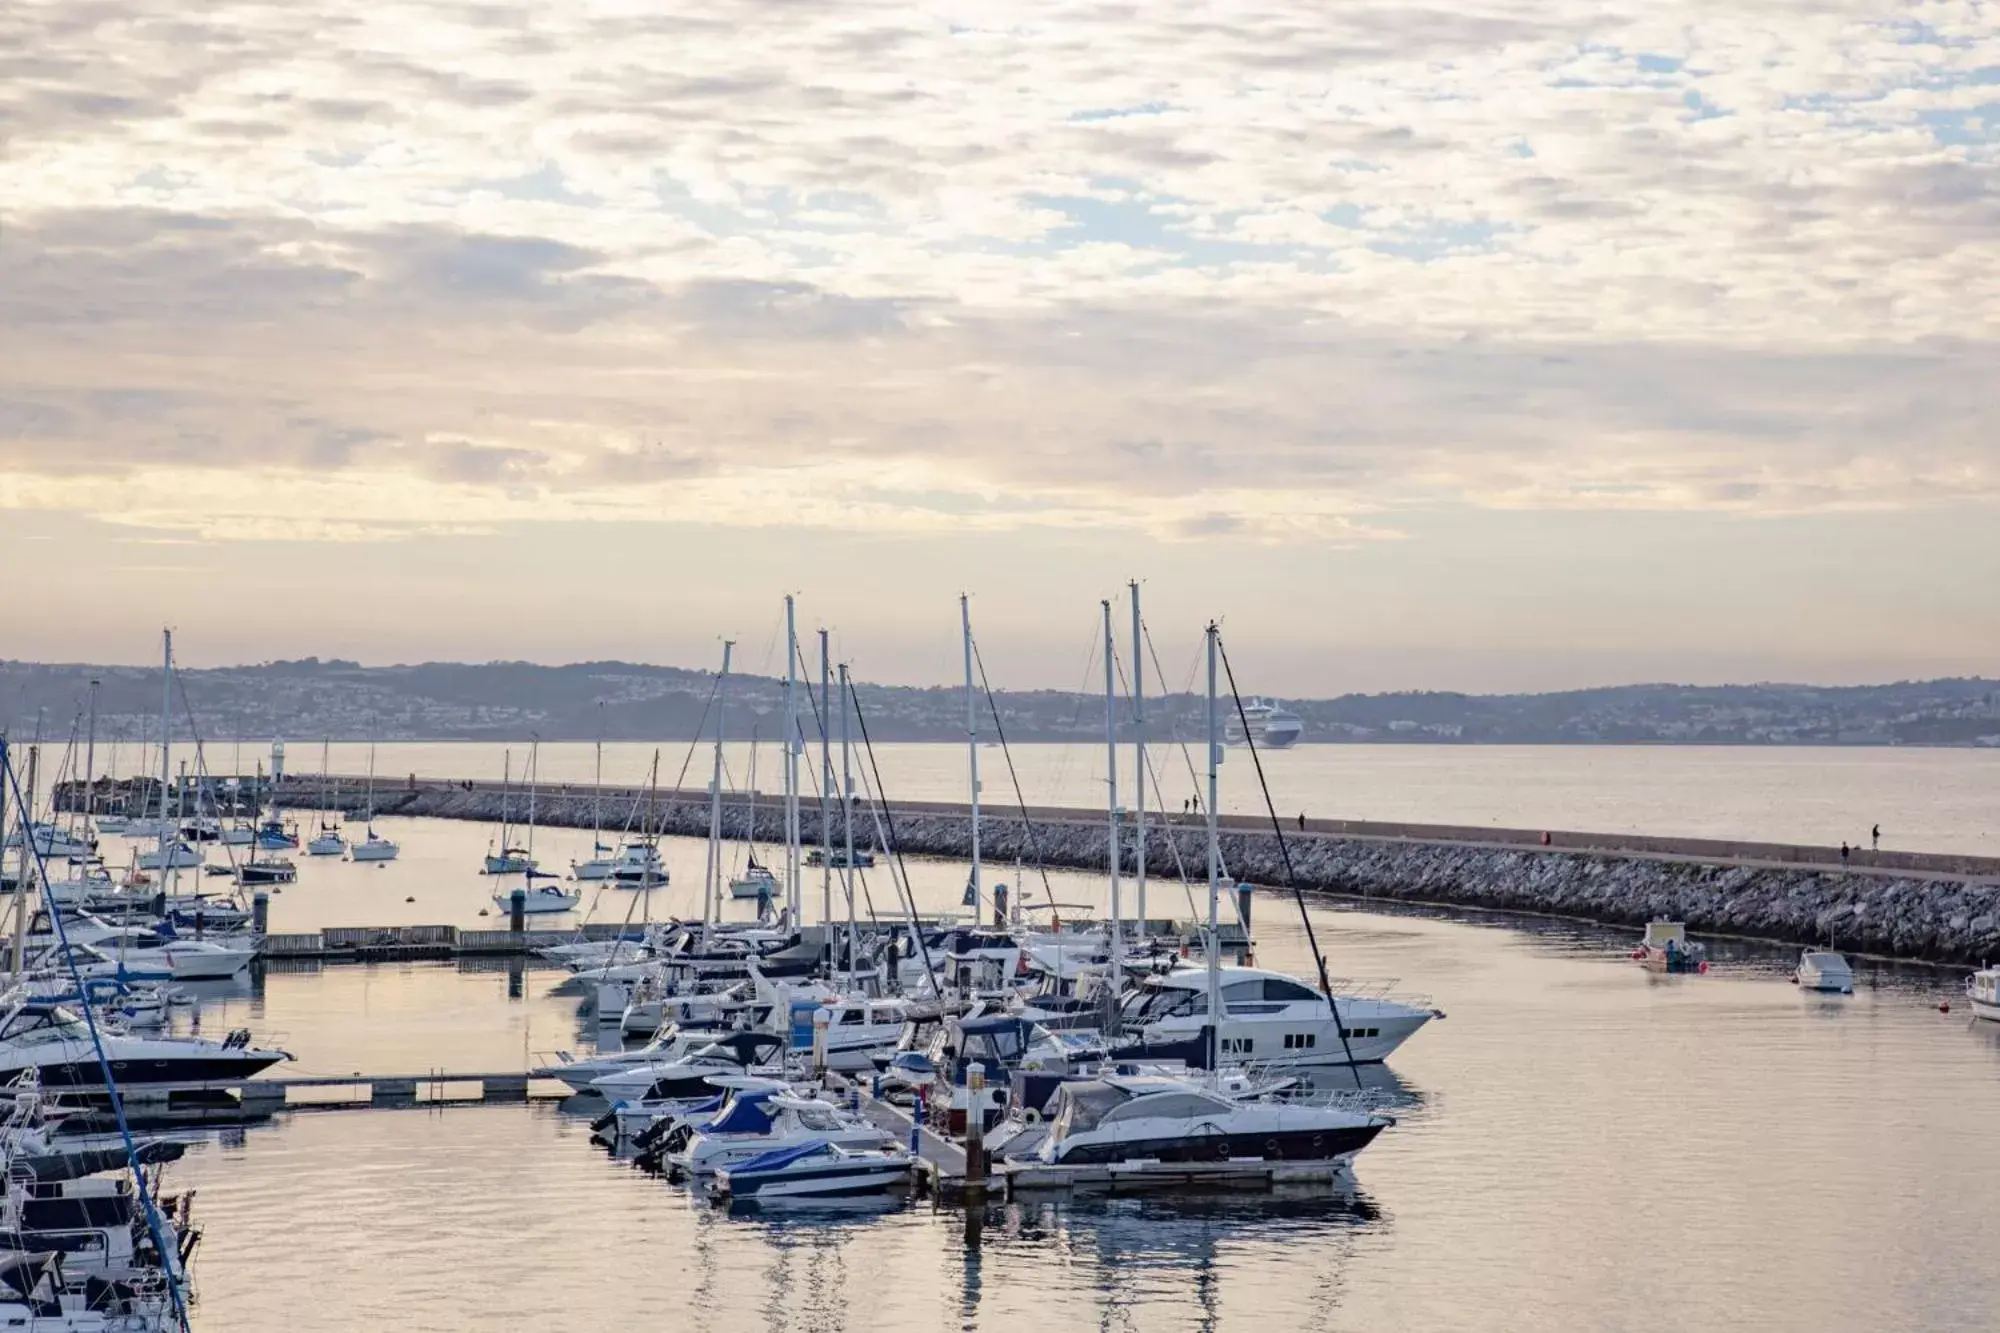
[136,845,203,871]
[166,945,255,979]
[348,839,399,862]
[493,890,580,915]
[1972,998,2000,1022]
[305,837,346,857]
[573,860,615,881]
[719,1162,913,1199]
[729,878,776,900]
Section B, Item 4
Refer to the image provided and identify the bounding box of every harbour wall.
[278,776,2000,965]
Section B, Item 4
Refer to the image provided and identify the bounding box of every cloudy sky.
[2,0,1995,691]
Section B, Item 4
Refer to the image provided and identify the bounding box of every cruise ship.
[1225,698,1304,749]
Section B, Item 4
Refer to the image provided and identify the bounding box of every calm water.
[133,817,2000,1330]
[140,740,2000,855]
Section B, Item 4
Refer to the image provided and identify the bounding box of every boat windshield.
[1048,1083,1133,1141]
[0,1007,90,1046]
[1121,985,1206,1022]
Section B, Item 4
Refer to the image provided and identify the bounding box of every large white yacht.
[0,998,288,1090]
[1023,1074,1390,1169]
[1225,699,1304,749]
[1112,963,1439,1068]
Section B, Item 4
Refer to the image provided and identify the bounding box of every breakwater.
[279,776,2000,965]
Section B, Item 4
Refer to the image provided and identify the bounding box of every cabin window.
[1263,978,1319,1002]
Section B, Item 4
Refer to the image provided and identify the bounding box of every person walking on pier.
[1872,824,1881,851]
[1840,841,1851,868]
[1298,812,1307,832]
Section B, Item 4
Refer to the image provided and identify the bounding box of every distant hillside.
[2,658,1998,747]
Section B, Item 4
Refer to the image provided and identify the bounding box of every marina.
[3,622,1999,1332]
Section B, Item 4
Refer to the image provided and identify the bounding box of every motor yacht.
[587,1031,789,1103]
[1633,920,1707,974]
[0,998,287,1090]
[1965,966,2000,1022]
[1020,1074,1390,1173]
[1795,950,1854,994]
[674,1092,892,1178]
[608,842,667,887]
[1111,964,1438,1069]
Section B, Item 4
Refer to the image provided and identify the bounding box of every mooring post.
[963,1062,988,1202]
[251,891,270,936]
[509,888,525,935]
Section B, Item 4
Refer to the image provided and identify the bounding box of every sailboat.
[571,723,616,880]
[138,641,205,873]
[728,733,780,901]
[347,736,399,862]
[482,750,536,875]
[491,742,575,912]
[304,741,345,856]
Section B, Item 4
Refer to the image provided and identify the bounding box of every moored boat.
[1795,950,1854,994]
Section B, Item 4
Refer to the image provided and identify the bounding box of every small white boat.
[305,827,346,857]
[1795,950,1854,994]
[1632,920,1707,974]
[136,841,203,871]
[609,841,667,887]
[348,828,399,862]
[492,884,581,915]
[162,939,256,980]
[1966,966,2000,1022]
[572,846,617,881]
[714,1141,915,1201]
[729,861,779,901]
[484,847,536,875]
[217,822,257,847]
[4,823,94,859]
[93,815,129,835]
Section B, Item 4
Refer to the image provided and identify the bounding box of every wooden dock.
[118,1071,573,1114]
[257,923,646,962]
[832,1075,995,1201]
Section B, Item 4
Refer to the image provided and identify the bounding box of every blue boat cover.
[705,1091,776,1135]
[731,1140,835,1175]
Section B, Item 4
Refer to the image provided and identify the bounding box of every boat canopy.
[706,1090,777,1136]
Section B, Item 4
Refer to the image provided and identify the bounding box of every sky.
[1,1,1996,693]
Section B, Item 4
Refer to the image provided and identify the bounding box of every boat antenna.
[1214,631,1363,1086]
[1,739,193,1331]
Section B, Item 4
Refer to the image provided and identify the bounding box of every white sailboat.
[304,741,345,856]
[728,733,780,901]
[571,718,616,880]
[482,749,536,875]
[491,742,573,912]
[346,737,398,862]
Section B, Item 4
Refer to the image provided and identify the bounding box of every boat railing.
[1321,976,1434,1008]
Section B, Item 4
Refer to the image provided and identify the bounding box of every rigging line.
[968,636,1063,923]
[0,740,193,1332]
[1141,615,1232,892]
[1106,635,1206,920]
[845,673,941,992]
[1214,632,1362,1088]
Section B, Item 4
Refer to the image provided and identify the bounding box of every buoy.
[1940,1000,1951,1013]
[404,896,415,904]
[1697,961,1709,974]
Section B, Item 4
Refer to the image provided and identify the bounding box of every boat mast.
[1205,620,1222,1073]
[592,702,604,855]
[839,662,858,980]
[783,595,801,925]
[525,736,540,863]
[498,749,511,852]
[703,640,733,933]
[818,628,833,944]
[80,679,99,841]
[1102,600,1122,972]
[1130,582,1146,936]
[962,593,980,915]
[157,629,172,870]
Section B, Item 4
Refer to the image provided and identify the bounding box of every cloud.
[0,0,1993,549]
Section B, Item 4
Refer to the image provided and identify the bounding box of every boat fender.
[1215,1139,1231,1160]
[1697,961,1709,974]
[1022,1108,1040,1124]
[1940,1001,1951,1013]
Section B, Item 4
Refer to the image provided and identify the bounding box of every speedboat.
[347,828,399,862]
[675,1092,893,1177]
[1023,1074,1390,1170]
[535,1021,727,1093]
[490,884,580,915]
[1112,964,1439,1069]
[0,998,288,1090]
[1965,966,2000,1022]
[587,1031,789,1102]
[157,939,255,980]
[3,825,94,861]
[714,1140,915,1201]
[1633,920,1707,974]
[1795,950,1854,994]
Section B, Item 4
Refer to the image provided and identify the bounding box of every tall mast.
[592,702,604,853]
[1102,600,1122,972]
[1130,581,1146,936]
[80,679,99,838]
[818,628,833,942]
[157,629,172,865]
[962,594,980,909]
[525,737,538,861]
[783,596,801,925]
[839,663,858,979]
[1205,620,1222,1072]
[498,749,511,850]
[703,640,733,932]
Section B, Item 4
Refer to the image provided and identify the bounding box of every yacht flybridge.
[1112,964,1439,1069]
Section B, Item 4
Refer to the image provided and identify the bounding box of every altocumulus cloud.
[0,0,1994,542]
